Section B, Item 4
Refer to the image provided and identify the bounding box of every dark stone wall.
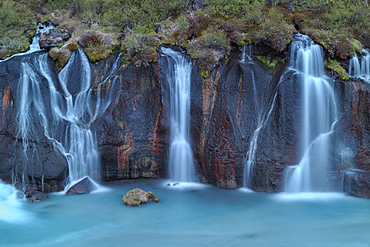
[0,53,68,192]
[93,58,168,180]
[1,46,370,198]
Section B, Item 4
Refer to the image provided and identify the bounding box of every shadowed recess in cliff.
[285,34,338,192]
[15,47,120,191]
[160,47,195,182]
[349,49,370,82]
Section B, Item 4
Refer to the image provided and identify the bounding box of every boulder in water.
[66,177,97,195]
[122,188,157,206]
[343,169,370,198]
[27,191,49,203]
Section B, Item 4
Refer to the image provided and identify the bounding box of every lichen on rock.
[122,188,157,206]
[48,42,78,69]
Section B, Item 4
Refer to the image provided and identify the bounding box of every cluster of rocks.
[39,28,71,49]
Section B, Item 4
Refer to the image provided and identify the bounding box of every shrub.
[121,29,161,67]
[246,7,295,52]
[78,30,119,62]
[186,26,230,77]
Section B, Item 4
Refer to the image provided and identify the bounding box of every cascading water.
[349,49,370,81]
[15,47,119,190]
[243,71,280,189]
[0,22,55,63]
[285,34,337,192]
[240,45,253,63]
[161,47,195,182]
[0,180,31,223]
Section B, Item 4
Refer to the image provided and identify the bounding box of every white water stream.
[161,47,195,182]
[285,34,337,192]
[349,49,370,81]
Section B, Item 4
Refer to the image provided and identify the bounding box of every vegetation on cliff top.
[1,0,369,76]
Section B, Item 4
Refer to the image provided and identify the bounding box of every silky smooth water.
[1,179,370,247]
[285,34,337,192]
[161,47,195,182]
[349,49,370,81]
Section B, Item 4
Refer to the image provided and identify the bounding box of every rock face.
[93,55,168,181]
[191,47,289,189]
[122,188,157,206]
[1,44,370,198]
[343,169,370,198]
[66,177,97,195]
[0,53,68,192]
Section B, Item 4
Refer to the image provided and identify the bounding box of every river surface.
[1,179,370,247]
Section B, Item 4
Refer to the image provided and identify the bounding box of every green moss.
[121,29,161,67]
[255,55,284,68]
[237,40,245,46]
[2,0,370,68]
[350,39,363,54]
[66,42,79,52]
[326,60,349,80]
[78,30,119,62]
[186,26,230,74]
[200,70,210,79]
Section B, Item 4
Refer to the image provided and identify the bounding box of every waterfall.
[15,48,119,190]
[0,22,55,63]
[285,34,337,192]
[161,47,195,182]
[349,49,370,81]
[240,45,253,63]
[243,69,281,189]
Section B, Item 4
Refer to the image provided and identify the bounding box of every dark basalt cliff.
[1,45,370,198]
[0,55,68,192]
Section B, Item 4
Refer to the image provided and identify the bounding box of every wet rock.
[66,177,97,195]
[39,36,63,48]
[343,169,370,198]
[27,191,49,203]
[122,188,157,206]
[45,28,71,40]
[95,60,168,181]
[39,28,71,48]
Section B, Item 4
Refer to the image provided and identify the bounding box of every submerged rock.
[27,191,49,203]
[122,188,157,206]
[66,177,97,195]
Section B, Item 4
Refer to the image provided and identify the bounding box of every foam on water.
[0,182,32,224]
[274,192,349,202]
[163,180,208,190]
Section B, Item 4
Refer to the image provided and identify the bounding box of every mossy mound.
[121,30,161,67]
[78,30,119,62]
[326,60,349,80]
[48,42,78,69]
